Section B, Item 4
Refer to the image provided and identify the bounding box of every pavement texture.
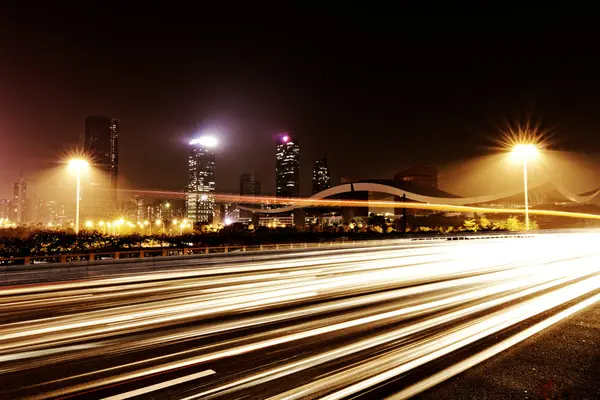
[419,301,600,400]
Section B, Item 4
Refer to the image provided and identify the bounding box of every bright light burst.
[189,136,218,148]
[495,121,551,152]
[511,143,539,161]
[67,158,90,173]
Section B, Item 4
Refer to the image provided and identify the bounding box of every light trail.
[0,233,599,399]
[116,188,600,221]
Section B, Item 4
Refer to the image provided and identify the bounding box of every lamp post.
[511,144,539,231]
[68,159,90,234]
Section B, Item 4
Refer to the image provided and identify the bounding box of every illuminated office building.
[186,137,216,223]
[275,134,300,198]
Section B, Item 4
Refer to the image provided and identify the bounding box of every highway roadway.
[1,234,600,399]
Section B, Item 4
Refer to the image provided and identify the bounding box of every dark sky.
[2,6,600,199]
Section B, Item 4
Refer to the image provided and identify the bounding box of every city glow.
[189,136,218,148]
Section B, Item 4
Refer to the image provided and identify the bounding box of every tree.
[371,225,384,233]
[505,216,523,231]
[479,216,491,230]
[529,220,540,230]
[463,219,478,232]
[369,215,387,228]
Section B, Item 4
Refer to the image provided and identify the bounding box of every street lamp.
[511,143,539,231]
[68,158,90,234]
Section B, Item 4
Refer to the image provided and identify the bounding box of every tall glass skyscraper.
[84,116,119,218]
[85,116,119,194]
[275,135,300,198]
[186,137,216,223]
[312,158,331,194]
[13,174,27,224]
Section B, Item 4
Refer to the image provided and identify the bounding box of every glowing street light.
[68,158,90,234]
[85,220,93,229]
[511,143,539,231]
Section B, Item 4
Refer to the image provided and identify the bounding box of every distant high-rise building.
[84,116,120,216]
[43,200,58,226]
[186,138,216,223]
[131,196,145,222]
[275,134,300,198]
[0,199,10,219]
[312,158,331,194]
[13,174,27,224]
[240,173,261,196]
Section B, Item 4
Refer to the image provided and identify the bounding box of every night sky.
[2,6,600,199]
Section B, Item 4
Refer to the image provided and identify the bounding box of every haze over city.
[3,8,600,200]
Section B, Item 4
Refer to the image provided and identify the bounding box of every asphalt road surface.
[1,234,600,399]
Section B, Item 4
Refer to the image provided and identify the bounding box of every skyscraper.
[275,134,300,198]
[186,137,216,223]
[240,173,261,196]
[0,199,9,220]
[131,195,145,223]
[312,158,331,194]
[13,174,27,224]
[84,116,120,217]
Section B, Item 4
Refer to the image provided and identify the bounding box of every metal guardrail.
[0,234,533,266]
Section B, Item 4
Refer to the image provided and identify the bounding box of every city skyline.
[5,8,600,200]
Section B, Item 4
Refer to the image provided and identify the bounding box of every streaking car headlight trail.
[0,233,599,399]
